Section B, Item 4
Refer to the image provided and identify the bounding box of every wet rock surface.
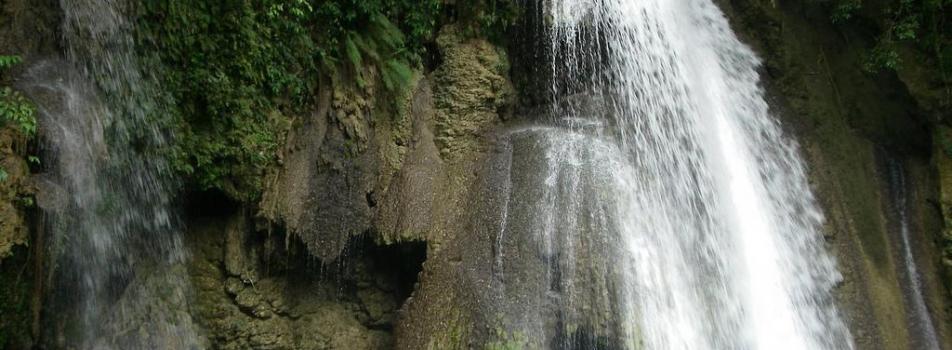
[186,213,423,350]
[718,0,952,348]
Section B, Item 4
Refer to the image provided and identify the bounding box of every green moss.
[485,327,528,350]
[432,25,515,160]
[452,0,521,44]
[419,306,471,350]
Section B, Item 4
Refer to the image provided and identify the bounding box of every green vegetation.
[137,0,441,200]
[136,0,519,201]
[468,0,522,42]
[828,0,951,81]
[0,55,37,183]
[484,325,527,350]
[0,56,36,138]
[0,87,37,138]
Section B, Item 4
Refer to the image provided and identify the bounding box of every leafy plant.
[0,54,37,187]
[864,41,903,72]
[0,56,21,70]
[827,0,863,23]
[0,56,36,138]
[267,0,312,20]
[0,88,37,137]
[830,0,951,81]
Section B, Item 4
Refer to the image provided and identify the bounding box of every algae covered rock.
[0,127,31,260]
[258,81,378,261]
[187,215,406,350]
[433,25,515,161]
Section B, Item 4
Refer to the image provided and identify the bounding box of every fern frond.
[344,34,363,69]
[369,15,406,52]
[352,34,380,62]
[0,55,22,70]
[381,59,413,92]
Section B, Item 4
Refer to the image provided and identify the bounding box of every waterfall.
[886,158,941,350]
[489,0,854,348]
[19,0,200,348]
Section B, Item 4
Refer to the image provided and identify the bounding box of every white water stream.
[526,0,856,348]
[19,0,201,348]
[887,159,941,350]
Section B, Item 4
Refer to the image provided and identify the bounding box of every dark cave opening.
[363,239,427,307]
[183,188,240,219]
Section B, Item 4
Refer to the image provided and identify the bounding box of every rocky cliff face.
[719,0,951,349]
[196,23,516,350]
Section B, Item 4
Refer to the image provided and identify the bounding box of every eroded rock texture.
[187,212,424,350]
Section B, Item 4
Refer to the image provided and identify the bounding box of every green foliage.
[830,0,952,80]
[449,0,520,42]
[137,2,315,199]
[477,0,521,41]
[17,195,33,208]
[267,0,312,20]
[0,55,36,184]
[344,14,416,93]
[0,55,21,70]
[864,41,903,72]
[831,0,862,23]
[0,88,37,137]
[0,56,37,139]
[138,0,442,200]
[345,35,364,70]
[382,59,414,92]
[311,0,441,63]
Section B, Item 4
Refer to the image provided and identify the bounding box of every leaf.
[0,55,21,70]
[344,34,363,69]
[381,59,413,92]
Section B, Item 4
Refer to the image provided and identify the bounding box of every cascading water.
[487,0,854,348]
[19,0,200,348]
[886,158,941,350]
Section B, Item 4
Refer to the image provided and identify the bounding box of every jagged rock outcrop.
[185,213,407,350]
[204,20,517,349]
[258,77,382,261]
[392,25,521,349]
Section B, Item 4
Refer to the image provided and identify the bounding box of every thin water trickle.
[491,0,855,348]
[887,158,941,350]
